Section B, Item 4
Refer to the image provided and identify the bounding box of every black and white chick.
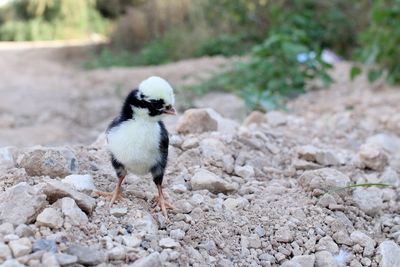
[97,76,176,217]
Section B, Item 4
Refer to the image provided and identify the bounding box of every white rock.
[243,111,266,126]
[378,240,400,267]
[55,253,78,266]
[290,254,316,267]
[0,242,12,261]
[359,144,388,171]
[159,238,179,248]
[315,251,338,267]
[366,134,400,155]
[107,246,126,261]
[0,147,16,169]
[36,208,64,229]
[110,207,128,217]
[172,183,187,193]
[181,138,199,150]
[9,238,32,258]
[62,174,96,191]
[174,200,193,214]
[234,165,255,179]
[275,227,294,243]
[58,197,88,225]
[41,178,95,214]
[170,229,185,240]
[0,182,48,225]
[0,223,14,235]
[350,231,376,248]
[266,111,287,126]
[191,169,236,194]
[316,236,339,254]
[223,197,249,210]
[299,168,350,191]
[66,244,105,265]
[332,231,353,246]
[352,187,384,216]
[1,259,26,267]
[122,236,142,248]
[297,145,319,161]
[130,252,162,267]
[42,252,60,267]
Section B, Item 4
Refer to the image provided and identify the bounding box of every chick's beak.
[163,106,176,115]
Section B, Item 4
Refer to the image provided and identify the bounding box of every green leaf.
[350,66,362,80]
[368,69,383,82]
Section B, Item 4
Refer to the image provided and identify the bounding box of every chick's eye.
[165,105,172,110]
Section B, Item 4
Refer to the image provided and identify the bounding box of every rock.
[110,207,128,217]
[206,108,239,134]
[61,174,96,191]
[365,134,400,155]
[275,227,294,243]
[0,223,14,235]
[32,239,57,253]
[14,224,34,238]
[315,150,344,166]
[174,200,193,214]
[378,240,400,267]
[41,179,95,214]
[316,236,339,254]
[0,182,47,224]
[107,246,126,261]
[66,244,105,265]
[298,168,350,191]
[122,236,142,248]
[1,259,26,267]
[0,242,12,261]
[223,197,249,210]
[181,138,199,150]
[266,111,287,126]
[243,111,266,126]
[281,262,302,267]
[298,145,319,162]
[176,109,218,134]
[199,138,227,161]
[193,92,246,121]
[0,147,16,169]
[234,165,255,179]
[315,251,338,267]
[18,146,79,177]
[290,254,316,267]
[350,231,376,248]
[55,253,78,266]
[129,252,162,267]
[42,252,60,267]
[170,229,185,240]
[36,208,63,229]
[159,238,179,248]
[352,187,383,216]
[9,238,32,258]
[57,197,88,225]
[191,169,236,194]
[359,144,388,171]
[248,234,261,249]
[332,231,353,246]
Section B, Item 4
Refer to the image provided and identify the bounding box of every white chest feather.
[107,119,161,175]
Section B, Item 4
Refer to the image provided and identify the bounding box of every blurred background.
[0,0,399,147]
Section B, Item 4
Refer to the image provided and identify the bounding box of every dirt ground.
[0,43,399,267]
[0,43,230,147]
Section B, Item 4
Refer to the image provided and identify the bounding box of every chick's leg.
[95,175,126,207]
[153,184,174,216]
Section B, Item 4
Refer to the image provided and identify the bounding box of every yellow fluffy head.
[138,76,175,105]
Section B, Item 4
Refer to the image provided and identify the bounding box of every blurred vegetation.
[0,0,109,40]
[351,0,400,85]
[0,0,399,110]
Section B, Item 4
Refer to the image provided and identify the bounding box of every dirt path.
[0,44,229,147]
[0,44,399,267]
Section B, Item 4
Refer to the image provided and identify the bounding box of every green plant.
[83,48,137,69]
[351,0,400,84]
[193,29,332,111]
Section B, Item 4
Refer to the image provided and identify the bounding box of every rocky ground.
[0,45,399,267]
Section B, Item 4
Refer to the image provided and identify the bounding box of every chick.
[97,76,176,216]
